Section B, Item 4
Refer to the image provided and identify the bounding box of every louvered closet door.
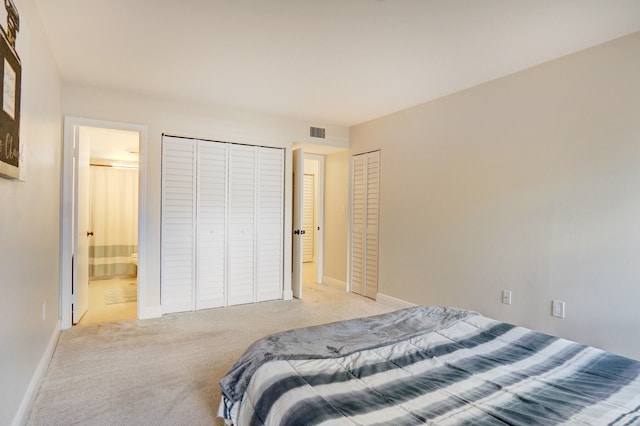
[303,174,315,263]
[196,141,227,309]
[256,148,284,302]
[350,155,366,296]
[364,152,380,298]
[161,137,196,313]
[162,137,285,313]
[350,151,380,300]
[227,144,257,306]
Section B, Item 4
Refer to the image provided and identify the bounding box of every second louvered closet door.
[350,151,380,300]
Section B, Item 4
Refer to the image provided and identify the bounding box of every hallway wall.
[323,151,350,285]
[0,0,62,423]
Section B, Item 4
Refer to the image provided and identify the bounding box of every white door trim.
[60,116,148,329]
[291,148,304,298]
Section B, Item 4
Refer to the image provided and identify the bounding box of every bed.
[218,305,640,425]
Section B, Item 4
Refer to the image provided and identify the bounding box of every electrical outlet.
[552,300,565,318]
[42,301,46,321]
[501,290,512,305]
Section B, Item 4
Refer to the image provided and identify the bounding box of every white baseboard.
[13,320,61,426]
[322,276,347,290]
[376,293,417,310]
[138,305,162,320]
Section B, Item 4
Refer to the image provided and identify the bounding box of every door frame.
[60,116,148,329]
[291,148,304,298]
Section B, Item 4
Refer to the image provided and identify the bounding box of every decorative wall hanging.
[0,0,21,179]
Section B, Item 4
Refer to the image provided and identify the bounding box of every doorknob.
[87,231,94,237]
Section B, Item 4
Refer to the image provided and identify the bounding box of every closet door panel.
[196,140,227,309]
[364,152,380,299]
[227,145,256,306]
[350,155,366,296]
[350,151,380,300]
[161,137,196,313]
[256,148,284,302]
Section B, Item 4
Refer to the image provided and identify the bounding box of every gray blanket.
[218,305,477,411]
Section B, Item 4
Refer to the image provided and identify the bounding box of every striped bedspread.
[219,307,640,425]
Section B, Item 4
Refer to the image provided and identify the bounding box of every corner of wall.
[376,293,417,310]
[322,276,347,291]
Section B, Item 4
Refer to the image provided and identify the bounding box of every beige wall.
[350,31,640,359]
[61,83,350,318]
[323,151,350,284]
[0,0,62,423]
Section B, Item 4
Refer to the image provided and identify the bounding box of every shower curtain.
[89,166,139,279]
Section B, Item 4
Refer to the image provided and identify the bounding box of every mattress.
[218,306,640,425]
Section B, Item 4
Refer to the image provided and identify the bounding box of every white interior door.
[292,148,304,298]
[350,151,380,299]
[72,127,90,323]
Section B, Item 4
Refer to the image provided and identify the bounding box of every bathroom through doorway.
[70,124,140,325]
[76,126,140,325]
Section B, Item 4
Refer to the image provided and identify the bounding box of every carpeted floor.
[26,282,395,425]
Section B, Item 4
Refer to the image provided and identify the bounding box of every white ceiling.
[35,0,640,127]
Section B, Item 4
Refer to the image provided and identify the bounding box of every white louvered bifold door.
[350,155,366,296]
[196,140,227,309]
[364,152,380,299]
[227,144,257,306]
[161,136,197,314]
[256,148,284,302]
[162,137,284,313]
[350,151,380,300]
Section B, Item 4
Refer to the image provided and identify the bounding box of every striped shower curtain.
[89,166,139,279]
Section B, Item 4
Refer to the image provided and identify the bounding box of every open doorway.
[75,126,140,325]
[60,117,147,329]
[302,154,324,286]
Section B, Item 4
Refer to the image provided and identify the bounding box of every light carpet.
[27,283,395,425]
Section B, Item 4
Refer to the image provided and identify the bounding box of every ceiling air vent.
[310,126,326,139]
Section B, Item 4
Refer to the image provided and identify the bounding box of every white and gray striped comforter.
[219,306,640,425]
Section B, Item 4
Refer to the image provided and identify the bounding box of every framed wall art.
[0,0,21,179]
